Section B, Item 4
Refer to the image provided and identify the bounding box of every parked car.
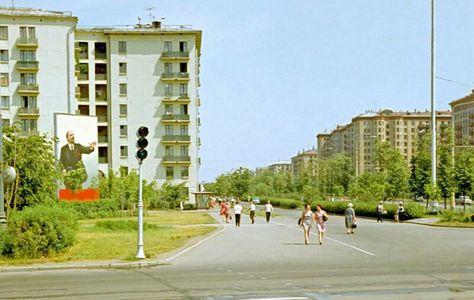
[455,196,472,205]
[251,196,261,204]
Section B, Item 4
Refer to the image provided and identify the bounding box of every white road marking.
[162,227,226,263]
[275,222,375,256]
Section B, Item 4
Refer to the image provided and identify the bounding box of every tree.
[454,148,474,212]
[437,126,455,209]
[229,167,252,200]
[3,126,61,215]
[375,141,409,199]
[409,132,431,200]
[348,172,385,202]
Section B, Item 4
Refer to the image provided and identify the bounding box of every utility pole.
[0,113,6,229]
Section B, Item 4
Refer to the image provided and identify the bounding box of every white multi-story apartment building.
[0,7,202,202]
[0,7,77,135]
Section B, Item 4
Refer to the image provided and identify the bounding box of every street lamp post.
[430,0,437,190]
[0,114,6,229]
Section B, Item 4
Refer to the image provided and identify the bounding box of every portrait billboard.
[54,113,98,192]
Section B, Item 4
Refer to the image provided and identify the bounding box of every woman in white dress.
[300,204,314,245]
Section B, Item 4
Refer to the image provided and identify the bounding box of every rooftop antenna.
[137,16,142,27]
[11,0,15,8]
[145,6,156,23]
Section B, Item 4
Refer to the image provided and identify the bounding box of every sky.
[4,0,474,182]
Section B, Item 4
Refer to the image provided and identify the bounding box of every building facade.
[0,7,77,135]
[0,8,202,202]
[291,149,317,178]
[317,109,451,176]
[450,91,474,146]
[267,161,292,175]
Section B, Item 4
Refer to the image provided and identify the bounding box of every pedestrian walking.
[248,200,256,224]
[299,204,314,245]
[396,201,407,222]
[345,203,357,234]
[376,201,385,223]
[314,204,329,245]
[234,201,243,227]
[219,201,228,223]
[264,200,273,223]
[225,201,231,222]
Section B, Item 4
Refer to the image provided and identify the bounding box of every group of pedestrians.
[300,204,329,245]
[219,199,274,227]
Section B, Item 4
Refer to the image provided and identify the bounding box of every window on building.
[180,146,188,157]
[119,62,127,75]
[21,119,37,132]
[120,146,128,158]
[20,50,35,61]
[21,96,37,108]
[118,41,127,54]
[0,73,8,86]
[1,96,9,108]
[165,104,173,114]
[165,146,173,156]
[180,104,188,115]
[179,83,187,96]
[179,62,187,73]
[164,83,173,96]
[20,73,36,85]
[0,26,8,40]
[166,166,174,179]
[180,125,188,136]
[164,41,172,52]
[0,50,8,62]
[164,62,172,74]
[119,83,127,96]
[120,125,127,137]
[2,119,10,127]
[119,104,127,116]
[20,26,35,38]
[181,166,189,179]
[179,41,187,52]
[165,125,173,135]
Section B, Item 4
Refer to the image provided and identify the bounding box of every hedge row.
[59,198,123,219]
[0,205,79,258]
[309,200,426,220]
[260,196,303,209]
[439,210,474,223]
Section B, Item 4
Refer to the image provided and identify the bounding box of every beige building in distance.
[450,90,474,146]
[291,149,317,178]
[317,109,451,176]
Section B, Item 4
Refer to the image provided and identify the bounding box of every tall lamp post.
[0,114,6,229]
[430,0,437,191]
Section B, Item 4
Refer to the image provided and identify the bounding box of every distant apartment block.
[0,7,202,201]
[317,109,451,176]
[291,149,317,178]
[450,91,474,146]
[268,161,292,174]
[0,7,77,136]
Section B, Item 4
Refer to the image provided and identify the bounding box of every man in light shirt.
[264,200,273,223]
[234,201,243,227]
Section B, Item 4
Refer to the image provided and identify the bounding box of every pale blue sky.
[5,0,474,181]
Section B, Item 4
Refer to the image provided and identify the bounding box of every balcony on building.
[160,51,190,62]
[162,135,191,144]
[78,42,88,60]
[16,37,38,49]
[162,93,191,104]
[162,155,191,165]
[77,63,88,81]
[96,106,108,125]
[17,107,39,117]
[78,84,89,102]
[16,61,39,72]
[161,72,189,82]
[161,114,190,123]
[18,130,39,137]
[17,84,39,95]
[95,84,107,102]
[95,63,107,81]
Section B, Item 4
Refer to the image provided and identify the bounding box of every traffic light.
[136,126,149,162]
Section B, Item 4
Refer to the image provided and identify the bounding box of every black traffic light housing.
[136,126,149,162]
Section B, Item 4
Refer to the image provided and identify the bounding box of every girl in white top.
[300,204,314,245]
[264,201,273,223]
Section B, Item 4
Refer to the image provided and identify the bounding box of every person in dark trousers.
[248,200,256,224]
[376,201,385,223]
[264,200,273,223]
[234,201,243,227]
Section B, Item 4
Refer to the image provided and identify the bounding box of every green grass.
[0,211,217,265]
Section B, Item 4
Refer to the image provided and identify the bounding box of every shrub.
[439,211,474,223]
[0,204,79,258]
[94,220,158,231]
[183,203,195,210]
[260,196,303,209]
[59,198,122,219]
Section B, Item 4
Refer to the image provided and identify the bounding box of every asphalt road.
[1,208,473,299]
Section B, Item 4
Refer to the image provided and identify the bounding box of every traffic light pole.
[136,160,145,259]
